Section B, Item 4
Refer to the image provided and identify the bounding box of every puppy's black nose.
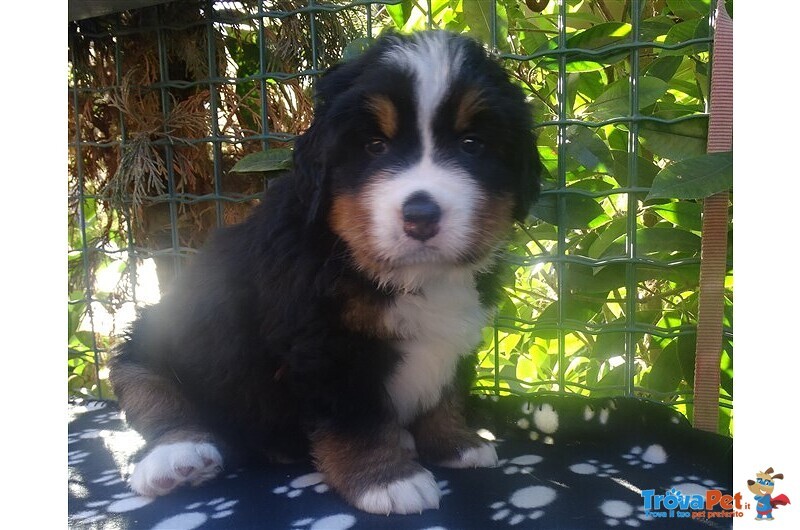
[402,191,441,241]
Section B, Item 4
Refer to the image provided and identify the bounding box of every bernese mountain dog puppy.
[109,30,541,515]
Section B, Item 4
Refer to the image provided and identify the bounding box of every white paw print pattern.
[569,459,619,478]
[583,401,617,427]
[273,471,452,501]
[516,403,559,444]
[490,485,557,525]
[621,445,668,469]
[600,499,651,527]
[151,497,238,529]
[670,475,723,496]
[497,454,544,475]
[91,468,124,487]
[291,513,356,530]
[273,472,330,498]
[70,491,154,526]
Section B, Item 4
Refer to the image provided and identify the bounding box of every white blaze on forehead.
[383,32,465,157]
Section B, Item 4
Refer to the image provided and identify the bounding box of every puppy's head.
[294,31,541,289]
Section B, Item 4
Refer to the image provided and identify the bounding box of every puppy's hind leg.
[109,357,224,497]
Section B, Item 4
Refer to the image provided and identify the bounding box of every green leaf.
[639,16,675,42]
[563,260,700,300]
[71,331,96,351]
[648,201,703,231]
[568,71,607,113]
[567,22,631,49]
[531,192,607,229]
[675,332,698,386]
[231,148,293,174]
[539,23,632,72]
[386,0,413,28]
[637,264,701,289]
[644,55,684,82]
[603,227,701,257]
[563,263,627,294]
[720,349,733,397]
[645,340,685,393]
[564,126,613,171]
[588,218,629,259]
[593,331,625,360]
[660,17,710,57]
[534,299,604,340]
[568,176,616,194]
[610,150,660,187]
[584,77,668,121]
[638,116,708,161]
[462,0,508,47]
[646,152,732,200]
[594,363,627,390]
[68,297,87,339]
[638,226,701,256]
[343,38,373,61]
[516,354,538,382]
[666,0,710,21]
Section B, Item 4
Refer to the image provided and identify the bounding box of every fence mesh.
[68,0,733,433]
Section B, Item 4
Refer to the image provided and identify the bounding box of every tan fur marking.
[367,95,398,138]
[340,288,394,338]
[454,88,486,132]
[329,193,386,281]
[410,390,484,463]
[109,357,201,440]
[311,427,422,501]
[329,194,403,336]
[466,193,515,260]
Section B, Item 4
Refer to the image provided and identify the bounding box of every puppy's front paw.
[355,468,441,515]
[312,428,441,515]
[439,441,498,469]
[129,441,223,497]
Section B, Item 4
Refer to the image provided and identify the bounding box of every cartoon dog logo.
[747,467,791,521]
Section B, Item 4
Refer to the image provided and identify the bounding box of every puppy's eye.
[365,138,388,155]
[460,135,485,155]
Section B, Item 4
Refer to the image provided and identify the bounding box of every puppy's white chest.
[384,273,488,425]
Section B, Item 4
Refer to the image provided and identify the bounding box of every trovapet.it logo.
[640,488,744,520]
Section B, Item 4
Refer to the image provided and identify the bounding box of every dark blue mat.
[68,396,733,529]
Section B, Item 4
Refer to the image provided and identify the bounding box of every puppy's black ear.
[292,122,329,226]
[513,130,542,223]
[292,41,389,225]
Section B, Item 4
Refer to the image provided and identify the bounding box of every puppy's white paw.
[439,442,498,469]
[354,469,441,515]
[129,441,223,497]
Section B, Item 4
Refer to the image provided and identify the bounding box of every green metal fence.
[68,0,733,433]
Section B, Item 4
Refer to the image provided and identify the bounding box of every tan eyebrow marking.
[366,95,398,138]
[454,88,486,132]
